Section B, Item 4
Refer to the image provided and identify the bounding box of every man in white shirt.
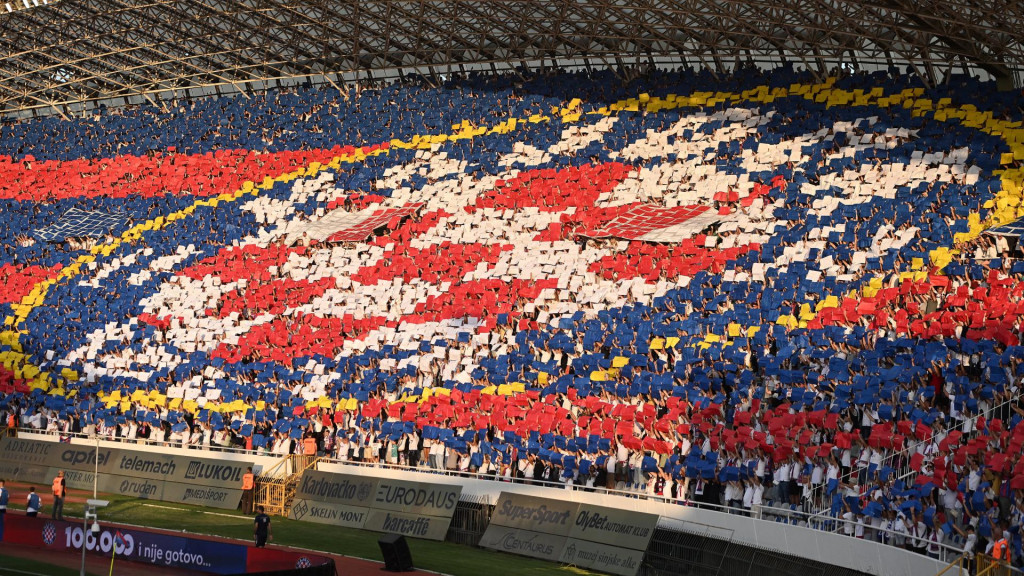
[892,512,908,548]
[604,453,617,491]
[429,438,445,470]
[751,477,765,517]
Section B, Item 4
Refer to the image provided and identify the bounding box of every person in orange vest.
[298,429,318,470]
[51,470,66,521]
[302,432,318,457]
[240,467,255,515]
[989,523,1011,564]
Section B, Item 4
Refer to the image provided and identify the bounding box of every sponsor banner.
[165,482,242,509]
[569,504,659,550]
[560,538,646,576]
[478,525,567,562]
[245,546,334,573]
[0,437,253,488]
[291,471,460,541]
[0,437,62,467]
[483,492,658,574]
[293,470,378,507]
[3,514,247,574]
[363,509,453,541]
[40,470,241,510]
[488,492,577,536]
[56,467,97,489]
[288,498,369,529]
[371,479,461,516]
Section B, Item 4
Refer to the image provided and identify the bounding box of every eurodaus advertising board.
[288,470,462,541]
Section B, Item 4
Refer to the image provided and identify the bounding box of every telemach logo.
[119,456,175,476]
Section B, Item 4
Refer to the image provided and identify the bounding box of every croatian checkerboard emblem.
[42,521,57,545]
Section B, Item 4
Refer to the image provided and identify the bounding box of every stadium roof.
[1,0,1023,116]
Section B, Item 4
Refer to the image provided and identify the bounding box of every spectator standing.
[26,487,40,517]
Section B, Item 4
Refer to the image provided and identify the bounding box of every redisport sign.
[288,470,461,541]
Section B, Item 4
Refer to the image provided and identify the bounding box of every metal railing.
[255,454,323,517]
[7,426,993,563]
[937,554,1024,576]
[315,454,970,561]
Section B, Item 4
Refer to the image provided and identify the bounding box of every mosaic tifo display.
[2,67,1024,551]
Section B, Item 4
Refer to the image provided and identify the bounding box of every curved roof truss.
[1,0,1022,116]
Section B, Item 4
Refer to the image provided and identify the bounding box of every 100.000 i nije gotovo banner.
[0,437,253,509]
[3,514,334,575]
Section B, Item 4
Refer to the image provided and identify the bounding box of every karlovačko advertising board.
[288,470,461,541]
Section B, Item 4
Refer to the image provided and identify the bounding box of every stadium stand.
[2,65,1024,567]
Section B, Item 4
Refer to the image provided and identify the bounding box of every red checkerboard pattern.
[587,204,712,239]
[325,202,423,242]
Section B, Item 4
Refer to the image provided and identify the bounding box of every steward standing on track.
[51,470,66,521]
[240,467,255,515]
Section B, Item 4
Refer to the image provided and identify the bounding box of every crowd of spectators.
[2,65,1024,569]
